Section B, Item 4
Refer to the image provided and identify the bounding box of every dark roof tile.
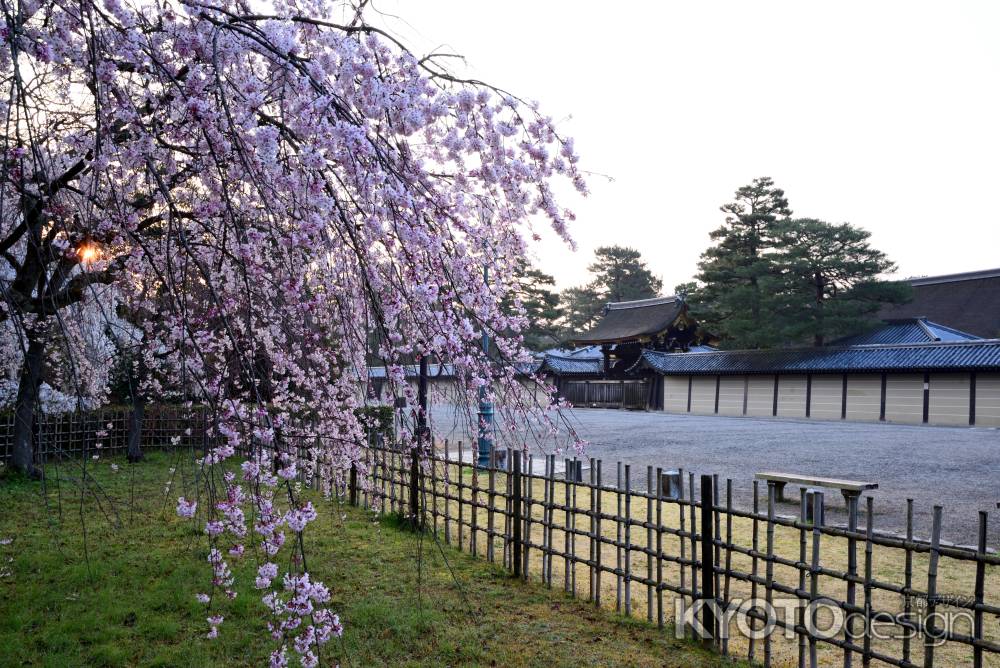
[572,296,684,344]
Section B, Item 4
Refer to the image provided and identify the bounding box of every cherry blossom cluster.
[4,0,585,661]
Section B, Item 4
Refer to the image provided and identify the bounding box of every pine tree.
[770,219,912,346]
[560,246,662,337]
[690,177,791,348]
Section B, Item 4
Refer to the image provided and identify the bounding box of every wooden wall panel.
[845,374,882,422]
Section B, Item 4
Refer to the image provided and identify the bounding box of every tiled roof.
[831,319,980,346]
[638,339,1000,376]
[572,296,684,344]
[879,268,1000,338]
[537,354,604,375]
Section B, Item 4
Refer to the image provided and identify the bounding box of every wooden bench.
[755,471,878,507]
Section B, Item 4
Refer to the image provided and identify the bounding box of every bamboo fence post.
[348,460,357,506]
[798,488,808,667]
[699,474,715,648]
[541,455,550,584]
[713,474,722,627]
[564,457,572,594]
[429,440,439,534]
[863,497,874,667]
[974,511,988,668]
[504,449,512,569]
[765,482,776,668]
[749,480,760,663]
[624,464,632,617]
[512,451,522,578]
[903,499,914,664]
[571,457,579,597]
[809,491,823,668]
[595,460,604,607]
[487,449,496,563]
[679,468,687,627]
[646,465,654,624]
[443,439,451,544]
[616,461,624,612]
[844,491,860,667]
[655,468,664,630]
[722,479,733,656]
[923,506,943,668]
[523,454,533,580]
[470,455,479,556]
[546,454,555,587]
[457,441,465,549]
[689,472,698,623]
[589,458,597,603]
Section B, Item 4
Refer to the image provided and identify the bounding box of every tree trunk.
[813,272,826,347]
[126,396,144,463]
[11,332,46,478]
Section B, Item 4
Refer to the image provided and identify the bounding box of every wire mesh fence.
[359,440,1000,668]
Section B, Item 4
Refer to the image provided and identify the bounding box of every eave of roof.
[572,295,685,344]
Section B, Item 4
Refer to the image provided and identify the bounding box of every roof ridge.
[906,267,1000,286]
[605,295,678,310]
[642,338,1000,358]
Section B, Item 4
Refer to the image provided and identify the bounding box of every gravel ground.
[429,406,1000,546]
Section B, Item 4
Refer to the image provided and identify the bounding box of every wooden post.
[764,482,776,668]
[749,481,760,663]
[470,456,479,556]
[902,499,914,664]
[689,472,697,624]
[443,439,451,544]
[656,467,664,629]
[589,458,597,602]
[699,474,715,647]
[809,491,823,668]
[844,492,860,668]
[973,511,988,668]
[863,497,874,666]
[678,468,687,626]
[624,464,632,616]
[546,455,555,587]
[487,449,496,563]
[512,451,522,578]
[595,460,603,607]
[523,455,533,580]
[457,441,465,548]
[722,479,733,656]
[797,488,808,667]
[923,506,943,668]
[616,462,623,612]
[564,457,572,594]
[349,462,358,506]
[646,466,654,624]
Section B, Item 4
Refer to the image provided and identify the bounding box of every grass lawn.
[0,451,734,667]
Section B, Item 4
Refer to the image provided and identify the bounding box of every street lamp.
[476,207,494,469]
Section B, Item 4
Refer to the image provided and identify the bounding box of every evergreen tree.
[560,246,662,337]
[559,285,605,337]
[689,177,792,348]
[506,262,562,351]
[587,245,663,303]
[770,219,912,346]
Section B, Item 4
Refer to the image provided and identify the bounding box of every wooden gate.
[561,380,649,410]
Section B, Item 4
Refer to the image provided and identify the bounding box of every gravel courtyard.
[430,406,1000,545]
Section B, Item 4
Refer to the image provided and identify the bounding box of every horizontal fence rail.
[358,441,1000,668]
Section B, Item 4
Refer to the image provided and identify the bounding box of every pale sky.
[373,1,1000,291]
